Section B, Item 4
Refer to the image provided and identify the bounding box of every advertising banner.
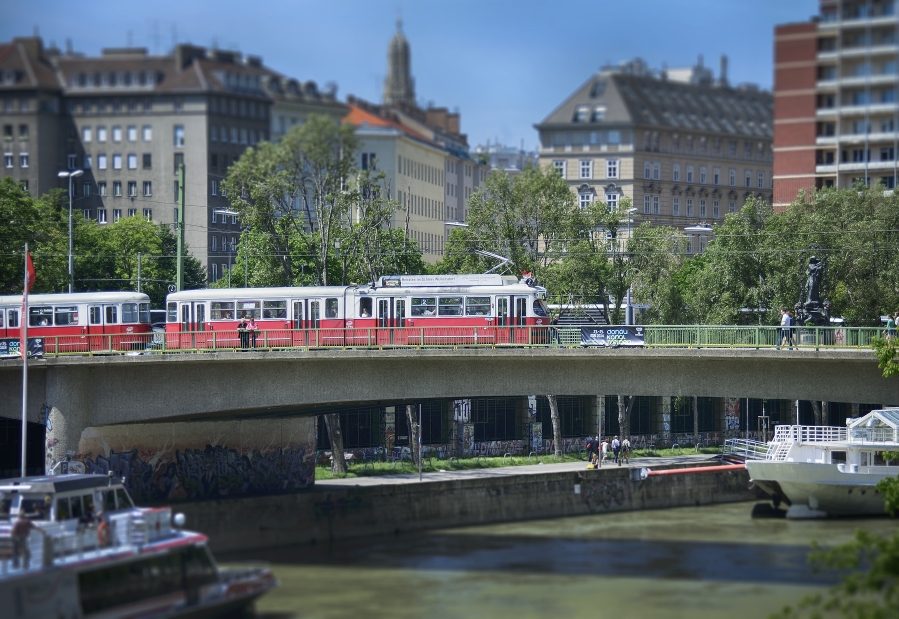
[580,326,645,347]
[0,337,44,358]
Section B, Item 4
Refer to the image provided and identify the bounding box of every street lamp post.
[624,207,637,326]
[58,169,84,293]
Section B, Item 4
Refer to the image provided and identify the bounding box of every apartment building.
[0,36,345,282]
[535,57,773,252]
[773,0,899,208]
[472,141,538,176]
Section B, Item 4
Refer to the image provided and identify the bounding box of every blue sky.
[4,0,818,151]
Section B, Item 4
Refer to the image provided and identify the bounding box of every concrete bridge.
[1,347,894,460]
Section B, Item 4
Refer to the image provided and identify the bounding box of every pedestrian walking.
[776,309,794,350]
[886,313,896,342]
[621,437,632,464]
[600,437,609,465]
[611,435,621,465]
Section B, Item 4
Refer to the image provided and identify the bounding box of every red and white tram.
[0,291,153,354]
[165,274,551,349]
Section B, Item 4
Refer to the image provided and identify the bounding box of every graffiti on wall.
[581,478,630,513]
[70,419,316,503]
[725,398,741,432]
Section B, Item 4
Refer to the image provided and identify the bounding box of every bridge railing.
[18,325,881,357]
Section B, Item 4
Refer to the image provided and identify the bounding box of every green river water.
[223,502,898,619]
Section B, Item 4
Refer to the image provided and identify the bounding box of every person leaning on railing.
[11,510,47,570]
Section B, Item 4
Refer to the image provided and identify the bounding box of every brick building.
[774,0,899,209]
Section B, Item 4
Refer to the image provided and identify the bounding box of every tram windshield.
[534,300,549,317]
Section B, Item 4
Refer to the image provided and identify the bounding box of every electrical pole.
[137,252,142,292]
[176,163,185,291]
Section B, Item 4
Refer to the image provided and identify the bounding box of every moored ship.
[0,473,277,618]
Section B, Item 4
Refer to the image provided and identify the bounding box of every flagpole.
[21,243,29,477]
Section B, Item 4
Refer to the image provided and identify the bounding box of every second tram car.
[165,274,550,349]
[0,291,153,354]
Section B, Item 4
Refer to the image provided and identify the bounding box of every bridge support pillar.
[44,366,91,472]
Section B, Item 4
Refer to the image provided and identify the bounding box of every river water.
[225,502,898,619]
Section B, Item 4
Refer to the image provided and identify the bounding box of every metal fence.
[11,324,883,357]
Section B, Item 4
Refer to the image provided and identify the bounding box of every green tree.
[627,222,689,324]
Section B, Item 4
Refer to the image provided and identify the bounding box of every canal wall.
[180,461,757,553]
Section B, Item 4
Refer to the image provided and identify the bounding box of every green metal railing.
[17,325,882,358]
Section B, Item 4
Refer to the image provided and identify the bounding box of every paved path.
[317,454,716,488]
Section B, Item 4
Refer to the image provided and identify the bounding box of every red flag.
[25,250,35,294]
[21,250,34,359]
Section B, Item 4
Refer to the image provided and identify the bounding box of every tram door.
[496,297,509,343]
[194,303,207,348]
[512,296,528,343]
[377,299,391,345]
[309,300,320,346]
[292,301,305,346]
[180,304,193,348]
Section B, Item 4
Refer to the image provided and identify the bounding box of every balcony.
[837,73,899,88]
[815,164,838,174]
[838,102,899,116]
[839,44,899,59]
[820,14,899,30]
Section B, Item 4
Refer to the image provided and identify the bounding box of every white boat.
[742,408,899,519]
[0,474,277,618]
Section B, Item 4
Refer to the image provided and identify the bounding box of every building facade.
[773,0,899,208]
[472,141,538,176]
[342,23,487,263]
[535,57,773,253]
[0,36,345,283]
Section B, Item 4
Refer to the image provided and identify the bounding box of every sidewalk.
[317,454,715,488]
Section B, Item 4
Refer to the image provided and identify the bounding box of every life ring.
[97,520,110,547]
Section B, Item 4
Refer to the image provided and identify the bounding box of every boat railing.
[722,438,770,460]
[848,428,899,444]
[772,425,848,444]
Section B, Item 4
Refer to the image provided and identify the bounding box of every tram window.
[139,303,150,324]
[325,298,338,318]
[56,497,71,521]
[411,297,436,317]
[466,297,491,316]
[30,307,53,326]
[438,296,463,316]
[359,297,372,318]
[89,306,101,325]
[0,311,3,328]
[263,300,287,319]
[105,306,118,323]
[54,306,79,326]
[121,303,138,323]
[167,302,177,323]
[534,299,549,317]
[8,309,18,327]
[210,301,235,320]
[238,301,260,319]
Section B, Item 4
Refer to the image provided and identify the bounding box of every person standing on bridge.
[247,316,259,348]
[237,318,249,350]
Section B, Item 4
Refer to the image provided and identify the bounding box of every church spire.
[383,19,415,107]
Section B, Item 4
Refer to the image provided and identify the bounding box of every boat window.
[70,495,84,520]
[466,297,491,316]
[7,309,18,328]
[79,551,187,614]
[56,497,71,521]
[534,299,549,317]
[29,307,53,326]
[359,297,373,318]
[121,303,139,323]
[167,302,177,323]
[830,451,846,463]
[183,544,219,589]
[104,306,118,324]
[19,498,49,519]
[263,300,287,319]
[83,492,96,518]
[0,498,11,517]
[411,297,436,317]
[139,303,151,324]
[101,489,116,513]
[89,306,102,325]
[874,451,888,465]
[115,488,134,509]
[325,298,339,318]
[238,300,260,320]
[210,301,235,320]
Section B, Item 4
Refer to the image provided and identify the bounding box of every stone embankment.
[180,456,759,553]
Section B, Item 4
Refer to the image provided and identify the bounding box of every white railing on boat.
[722,439,769,460]
[772,425,848,444]
[848,427,899,444]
